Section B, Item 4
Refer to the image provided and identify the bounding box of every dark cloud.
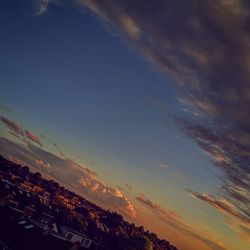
[0,137,135,219]
[136,193,226,250]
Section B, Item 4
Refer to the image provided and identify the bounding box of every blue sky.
[0,0,210,189]
[1,1,250,250]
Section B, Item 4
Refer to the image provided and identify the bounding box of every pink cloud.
[1,116,43,147]
[25,130,43,146]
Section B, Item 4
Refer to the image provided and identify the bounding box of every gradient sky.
[0,1,250,250]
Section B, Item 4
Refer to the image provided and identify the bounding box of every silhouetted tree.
[119,236,153,250]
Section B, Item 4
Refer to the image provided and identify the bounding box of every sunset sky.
[1,1,250,250]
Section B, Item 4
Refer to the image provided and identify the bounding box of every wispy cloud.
[136,193,178,220]
[31,0,52,16]
[159,163,184,180]
[52,142,65,158]
[136,193,227,250]
[0,116,23,135]
[1,116,43,147]
[189,190,250,243]
[169,170,184,180]
[25,130,43,146]
[189,190,250,226]
[159,162,170,169]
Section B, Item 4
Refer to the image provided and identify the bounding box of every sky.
[0,1,250,250]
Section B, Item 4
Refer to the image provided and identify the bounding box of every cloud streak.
[0,116,23,135]
[136,193,226,250]
[189,190,250,225]
[189,190,250,243]
[1,116,43,146]
[52,142,65,158]
[25,130,43,146]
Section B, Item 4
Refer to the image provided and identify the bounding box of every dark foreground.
[0,155,178,250]
[0,206,71,250]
